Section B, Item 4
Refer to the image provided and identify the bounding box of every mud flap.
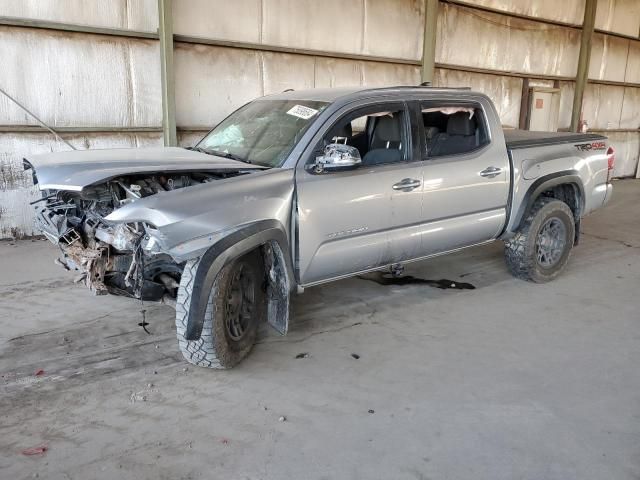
[184,221,294,341]
[264,241,290,335]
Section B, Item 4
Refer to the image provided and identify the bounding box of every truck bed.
[504,130,607,150]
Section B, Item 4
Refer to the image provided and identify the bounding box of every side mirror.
[312,143,361,173]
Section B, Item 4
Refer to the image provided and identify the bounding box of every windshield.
[196,99,330,167]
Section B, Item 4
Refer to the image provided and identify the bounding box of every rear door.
[295,101,425,286]
[412,98,510,257]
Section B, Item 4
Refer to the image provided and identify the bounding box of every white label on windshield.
[287,105,318,120]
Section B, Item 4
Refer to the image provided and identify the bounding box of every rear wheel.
[504,198,575,283]
[175,251,265,368]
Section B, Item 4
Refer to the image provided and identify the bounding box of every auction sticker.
[287,105,319,120]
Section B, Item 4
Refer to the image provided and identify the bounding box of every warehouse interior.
[1,0,639,238]
[1,1,639,479]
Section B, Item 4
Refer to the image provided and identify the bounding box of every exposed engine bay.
[32,171,238,302]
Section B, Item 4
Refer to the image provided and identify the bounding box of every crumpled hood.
[25,146,265,191]
[104,167,295,261]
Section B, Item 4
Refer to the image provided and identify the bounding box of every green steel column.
[570,0,597,132]
[158,0,177,146]
[421,0,439,84]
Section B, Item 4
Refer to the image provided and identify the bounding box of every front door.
[296,102,425,286]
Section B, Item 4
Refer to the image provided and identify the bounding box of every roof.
[261,85,475,103]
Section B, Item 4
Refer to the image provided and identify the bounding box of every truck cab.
[288,88,510,285]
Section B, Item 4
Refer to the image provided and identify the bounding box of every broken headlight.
[95,223,141,252]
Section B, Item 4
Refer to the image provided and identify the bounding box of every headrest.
[424,126,439,140]
[375,115,401,141]
[447,112,477,136]
[335,122,352,139]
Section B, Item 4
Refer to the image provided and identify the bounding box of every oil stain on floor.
[358,272,475,290]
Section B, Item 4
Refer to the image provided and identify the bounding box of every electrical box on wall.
[527,87,561,132]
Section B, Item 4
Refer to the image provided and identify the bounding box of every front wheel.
[175,251,265,368]
[504,198,575,283]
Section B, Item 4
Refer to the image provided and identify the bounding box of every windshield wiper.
[216,151,252,164]
[188,146,208,154]
[192,147,252,164]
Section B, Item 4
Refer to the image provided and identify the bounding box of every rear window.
[421,105,489,158]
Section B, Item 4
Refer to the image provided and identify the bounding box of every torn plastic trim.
[184,220,293,341]
[139,224,245,263]
[23,158,38,186]
[165,227,240,262]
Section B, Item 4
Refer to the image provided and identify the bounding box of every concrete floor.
[1,179,639,480]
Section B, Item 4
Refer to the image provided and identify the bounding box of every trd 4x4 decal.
[575,141,606,151]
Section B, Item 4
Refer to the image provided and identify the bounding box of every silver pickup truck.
[25,86,615,368]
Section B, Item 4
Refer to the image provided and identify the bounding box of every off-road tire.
[504,197,575,283]
[175,251,265,368]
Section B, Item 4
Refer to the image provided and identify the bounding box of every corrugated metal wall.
[0,0,159,31]
[171,0,423,128]
[438,0,640,179]
[0,0,638,238]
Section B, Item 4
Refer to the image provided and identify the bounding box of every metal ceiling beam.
[174,35,421,66]
[1,6,637,60]
[571,0,597,132]
[441,0,640,42]
[435,63,640,89]
[435,63,575,82]
[435,62,640,88]
[0,126,163,133]
[441,0,579,29]
[421,0,439,84]
[0,16,157,39]
[0,17,421,66]
[0,12,635,73]
[158,0,177,146]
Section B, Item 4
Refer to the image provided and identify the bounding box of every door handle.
[479,166,503,178]
[392,178,422,191]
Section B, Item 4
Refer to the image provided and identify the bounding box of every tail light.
[606,146,615,183]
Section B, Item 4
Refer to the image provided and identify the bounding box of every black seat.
[424,126,440,154]
[429,112,478,157]
[362,115,403,165]
[332,122,353,143]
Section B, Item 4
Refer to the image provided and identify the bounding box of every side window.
[421,105,489,158]
[318,104,408,167]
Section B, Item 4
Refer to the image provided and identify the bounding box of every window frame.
[413,100,492,161]
[308,101,416,168]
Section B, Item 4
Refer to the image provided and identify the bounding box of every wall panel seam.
[173,36,422,65]
[442,0,640,41]
[0,17,423,66]
[0,16,158,39]
[434,63,640,88]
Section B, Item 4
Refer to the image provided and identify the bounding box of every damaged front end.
[30,171,228,302]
